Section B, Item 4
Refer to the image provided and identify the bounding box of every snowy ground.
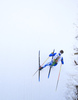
[0,0,78,100]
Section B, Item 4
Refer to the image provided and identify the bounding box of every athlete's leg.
[39,61,52,70]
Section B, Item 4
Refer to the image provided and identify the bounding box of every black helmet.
[60,50,64,54]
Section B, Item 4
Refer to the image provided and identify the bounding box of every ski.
[48,66,52,78]
[38,50,40,81]
[48,49,55,78]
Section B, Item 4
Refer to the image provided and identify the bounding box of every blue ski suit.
[42,52,64,68]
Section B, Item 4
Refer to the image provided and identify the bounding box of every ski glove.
[49,53,56,57]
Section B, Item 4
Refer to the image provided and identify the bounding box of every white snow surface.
[0,0,78,100]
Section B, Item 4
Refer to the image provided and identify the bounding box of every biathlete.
[39,50,64,70]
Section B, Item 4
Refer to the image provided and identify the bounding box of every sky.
[0,0,78,100]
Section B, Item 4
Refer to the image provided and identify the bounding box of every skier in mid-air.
[39,50,64,71]
[33,49,64,82]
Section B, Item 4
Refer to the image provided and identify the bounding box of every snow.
[0,0,78,100]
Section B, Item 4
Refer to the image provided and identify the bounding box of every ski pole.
[33,57,49,76]
[33,50,55,77]
[40,49,55,68]
[56,63,62,91]
[40,56,49,67]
